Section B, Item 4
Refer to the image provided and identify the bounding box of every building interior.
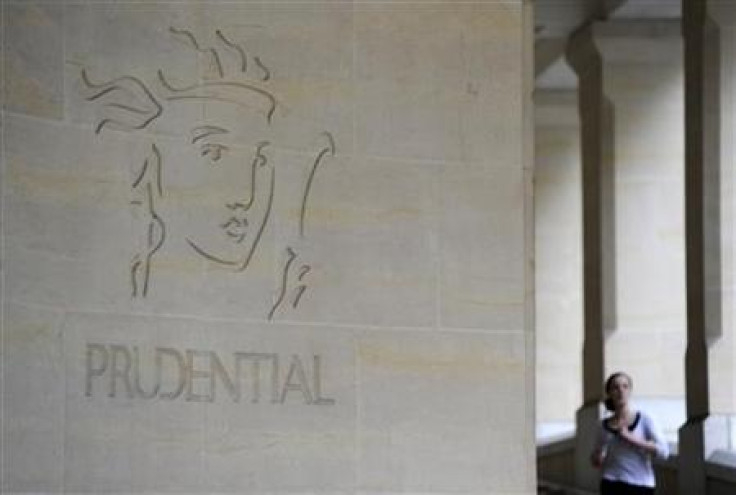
[535,0,736,493]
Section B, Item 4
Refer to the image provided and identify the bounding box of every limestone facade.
[1,2,534,493]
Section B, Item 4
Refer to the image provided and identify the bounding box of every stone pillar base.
[677,415,728,492]
[678,419,706,494]
[574,402,602,491]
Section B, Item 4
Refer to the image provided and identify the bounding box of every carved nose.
[221,217,249,230]
[226,201,254,212]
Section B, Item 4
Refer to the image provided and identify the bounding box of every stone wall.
[534,88,583,428]
[710,0,736,420]
[2,2,534,493]
[594,20,686,398]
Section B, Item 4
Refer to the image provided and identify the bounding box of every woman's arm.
[590,423,607,468]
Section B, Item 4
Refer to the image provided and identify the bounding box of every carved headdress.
[80,27,277,134]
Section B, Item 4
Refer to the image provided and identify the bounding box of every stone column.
[679,1,730,493]
[566,27,613,492]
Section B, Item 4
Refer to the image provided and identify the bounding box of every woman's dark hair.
[604,372,632,411]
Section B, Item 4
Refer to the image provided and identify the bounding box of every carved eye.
[201,143,228,162]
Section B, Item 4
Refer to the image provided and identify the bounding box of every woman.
[590,372,669,495]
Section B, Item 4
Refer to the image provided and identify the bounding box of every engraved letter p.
[86,343,109,397]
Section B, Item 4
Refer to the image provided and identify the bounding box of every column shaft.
[566,28,608,491]
[679,0,722,493]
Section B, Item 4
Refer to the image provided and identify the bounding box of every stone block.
[439,162,526,331]
[357,329,531,493]
[62,314,355,492]
[353,3,523,165]
[3,3,64,119]
[2,303,65,492]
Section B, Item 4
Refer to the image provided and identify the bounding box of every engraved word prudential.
[84,343,336,406]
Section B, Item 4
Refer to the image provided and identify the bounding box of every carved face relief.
[79,28,336,317]
[176,119,275,272]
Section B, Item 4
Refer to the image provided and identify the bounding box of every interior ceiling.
[535,0,603,40]
[534,0,681,78]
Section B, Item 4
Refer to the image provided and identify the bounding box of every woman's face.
[607,375,632,409]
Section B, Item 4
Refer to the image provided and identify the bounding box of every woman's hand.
[617,426,634,442]
[617,426,658,456]
[590,448,605,468]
